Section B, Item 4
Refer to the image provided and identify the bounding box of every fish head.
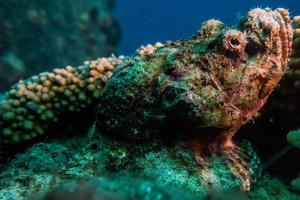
[160,8,293,129]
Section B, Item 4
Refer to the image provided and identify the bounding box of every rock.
[0,127,261,200]
[35,177,200,200]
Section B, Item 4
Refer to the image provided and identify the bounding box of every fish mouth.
[272,8,293,69]
[242,8,293,70]
[260,8,293,96]
[239,8,293,99]
[218,8,294,125]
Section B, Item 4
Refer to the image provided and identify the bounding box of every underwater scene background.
[0,0,300,200]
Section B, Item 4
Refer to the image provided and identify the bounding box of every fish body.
[97,8,293,149]
[0,8,293,191]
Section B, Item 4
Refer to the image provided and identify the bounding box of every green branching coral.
[287,129,300,191]
[288,129,300,149]
[0,56,123,150]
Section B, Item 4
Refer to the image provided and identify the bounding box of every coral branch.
[0,56,123,147]
[287,129,300,191]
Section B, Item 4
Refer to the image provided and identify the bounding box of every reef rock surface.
[0,126,259,200]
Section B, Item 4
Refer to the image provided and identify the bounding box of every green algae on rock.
[37,177,201,200]
[0,8,294,197]
[0,126,259,200]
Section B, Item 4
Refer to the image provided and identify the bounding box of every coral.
[0,56,123,157]
[0,0,121,91]
[287,129,300,192]
[137,42,165,56]
[287,129,300,148]
[249,176,300,200]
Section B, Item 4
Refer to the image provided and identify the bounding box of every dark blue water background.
[113,0,300,55]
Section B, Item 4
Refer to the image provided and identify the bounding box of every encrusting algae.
[0,8,294,193]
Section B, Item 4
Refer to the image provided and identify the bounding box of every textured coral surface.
[287,129,300,192]
[0,56,123,159]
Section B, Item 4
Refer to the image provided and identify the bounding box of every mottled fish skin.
[97,8,293,147]
[0,8,293,191]
[96,8,292,190]
[176,138,262,191]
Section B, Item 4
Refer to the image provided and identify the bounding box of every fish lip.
[273,8,293,67]
[242,8,292,58]
[257,9,292,98]
[243,8,292,78]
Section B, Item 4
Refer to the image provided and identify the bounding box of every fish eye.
[223,29,246,54]
[230,38,240,46]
